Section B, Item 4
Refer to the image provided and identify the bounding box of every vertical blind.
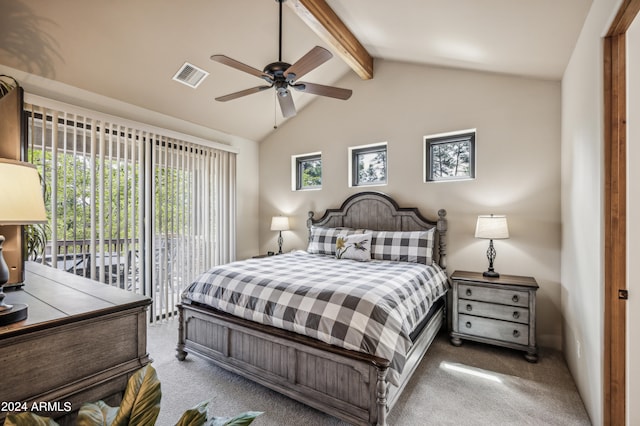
[23,95,237,321]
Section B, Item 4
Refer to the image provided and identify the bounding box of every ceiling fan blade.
[215,85,273,102]
[293,82,352,100]
[277,90,297,118]
[210,55,273,82]
[284,46,333,83]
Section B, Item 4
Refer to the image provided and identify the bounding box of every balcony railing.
[41,238,137,286]
[38,236,205,322]
[42,236,178,286]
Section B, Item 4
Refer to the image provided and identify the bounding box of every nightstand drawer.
[458,283,529,307]
[457,299,529,324]
[458,314,529,345]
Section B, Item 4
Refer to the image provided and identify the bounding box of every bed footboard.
[177,303,388,425]
[177,302,445,426]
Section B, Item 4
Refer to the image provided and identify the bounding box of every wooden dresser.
[449,270,538,362]
[0,261,151,424]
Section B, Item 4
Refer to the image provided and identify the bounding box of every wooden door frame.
[604,1,640,424]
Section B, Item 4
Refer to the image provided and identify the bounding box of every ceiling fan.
[210,0,352,118]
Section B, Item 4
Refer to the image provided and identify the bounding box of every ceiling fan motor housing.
[263,61,292,77]
[264,62,295,96]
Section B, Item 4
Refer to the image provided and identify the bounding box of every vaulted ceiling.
[0,0,591,142]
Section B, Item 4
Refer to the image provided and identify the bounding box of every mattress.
[182,250,448,384]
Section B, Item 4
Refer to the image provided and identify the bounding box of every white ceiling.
[0,0,592,142]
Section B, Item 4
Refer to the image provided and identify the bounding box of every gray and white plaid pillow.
[370,228,435,265]
[307,227,365,255]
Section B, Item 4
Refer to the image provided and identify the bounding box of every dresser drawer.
[458,314,529,345]
[458,283,529,307]
[457,299,529,324]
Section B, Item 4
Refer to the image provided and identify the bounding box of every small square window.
[292,153,322,191]
[350,143,387,187]
[424,130,476,182]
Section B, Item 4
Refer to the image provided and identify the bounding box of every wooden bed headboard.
[307,191,447,270]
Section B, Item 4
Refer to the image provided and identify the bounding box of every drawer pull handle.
[512,295,519,303]
[466,304,472,312]
[465,321,472,329]
[513,330,520,338]
[513,311,520,319]
[466,289,472,297]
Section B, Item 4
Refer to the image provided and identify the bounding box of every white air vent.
[172,62,209,88]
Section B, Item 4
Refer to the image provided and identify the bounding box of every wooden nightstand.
[450,270,538,362]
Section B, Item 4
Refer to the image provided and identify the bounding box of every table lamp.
[0,159,47,325]
[270,216,290,254]
[475,214,509,278]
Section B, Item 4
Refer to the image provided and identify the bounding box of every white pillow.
[335,233,372,262]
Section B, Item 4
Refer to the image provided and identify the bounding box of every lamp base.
[483,270,500,278]
[0,302,28,325]
[277,230,284,254]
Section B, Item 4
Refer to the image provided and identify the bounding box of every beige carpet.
[147,322,591,426]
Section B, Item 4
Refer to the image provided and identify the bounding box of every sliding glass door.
[23,96,236,321]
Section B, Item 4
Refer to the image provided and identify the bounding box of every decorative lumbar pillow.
[370,228,435,265]
[308,226,364,255]
[335,233,372,261]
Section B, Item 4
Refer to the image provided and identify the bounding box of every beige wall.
[561,0,621,424]
[259,59,562,349]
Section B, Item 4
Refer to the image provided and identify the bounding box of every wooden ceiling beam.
[286,0,374,80]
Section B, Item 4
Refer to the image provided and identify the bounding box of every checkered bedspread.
[181,250,448,385]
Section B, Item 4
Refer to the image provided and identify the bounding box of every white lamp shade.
[0,159,47,225]
[475,215,509,239]
[270,216,290,231]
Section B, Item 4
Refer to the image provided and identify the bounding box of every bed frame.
[176,192,448,426]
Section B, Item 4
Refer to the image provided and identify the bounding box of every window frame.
[292,152,322,191]
[348,142,388,187]
[424,129,476,182]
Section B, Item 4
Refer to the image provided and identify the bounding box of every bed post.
[376,364,389,426]
[437,209,447,271]
[307,211,314,242]
[176,305,187,361]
